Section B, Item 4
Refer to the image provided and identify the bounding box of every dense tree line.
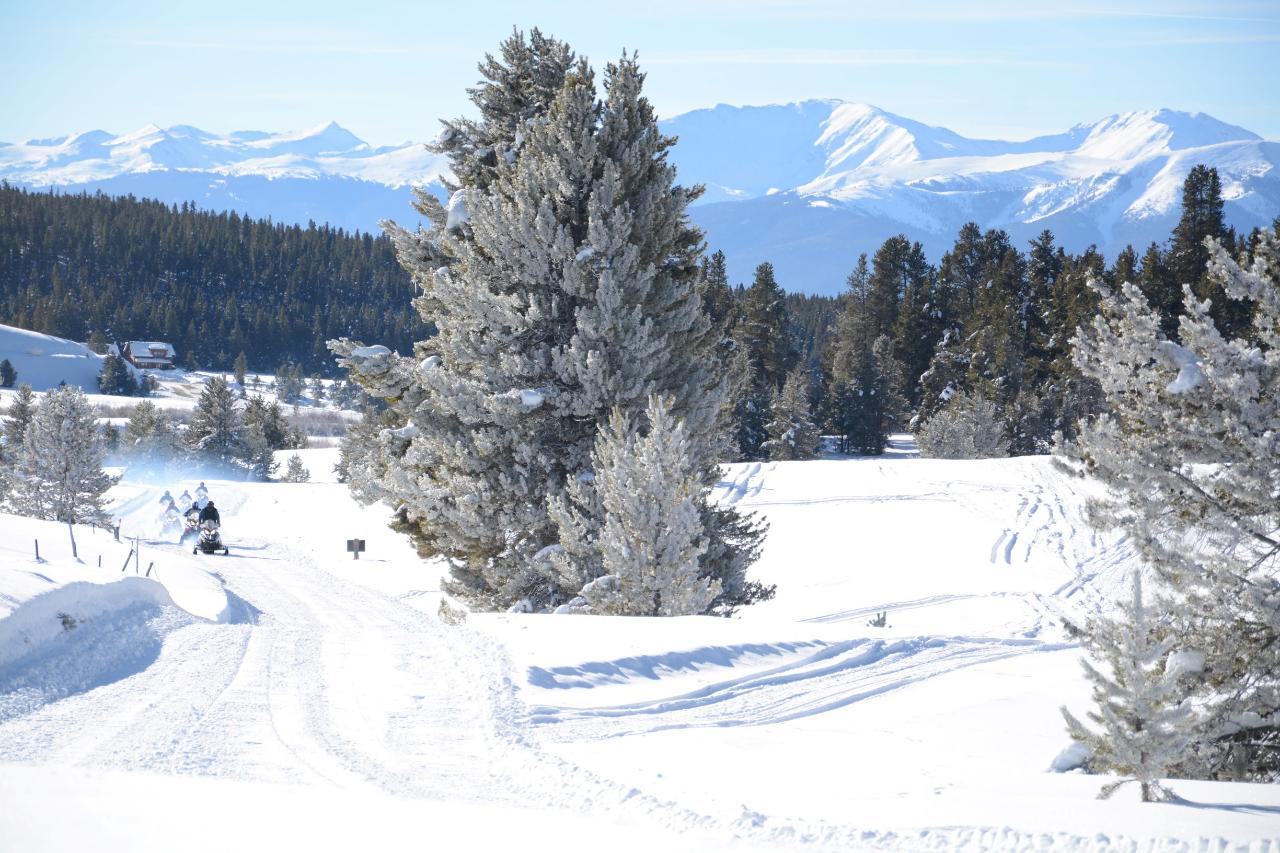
[0,183,428,374]
[715,164,1270,461]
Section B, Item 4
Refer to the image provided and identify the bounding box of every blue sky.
[3,0,1277,145]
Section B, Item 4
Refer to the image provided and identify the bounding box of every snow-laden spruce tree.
[916,390,1010,459]
[557,396,718,616]
[333,34,765,613]
[1062,231,1280,780]
[763,366,820,461]
[1062,570,1194,802]
[187,376,245,465]
[10,385,116,525]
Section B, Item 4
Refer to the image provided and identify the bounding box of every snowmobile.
[160,505,184,538]
[193,519,230,556]
[179,508,202,545]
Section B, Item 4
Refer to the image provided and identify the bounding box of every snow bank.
[0,578,191,722]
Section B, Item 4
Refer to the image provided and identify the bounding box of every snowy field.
[2,442,1279,851]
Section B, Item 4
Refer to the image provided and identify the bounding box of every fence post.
[67,522,78,560]
[145,562,154,578]
[120,549,133,572]
[34,539,40,562]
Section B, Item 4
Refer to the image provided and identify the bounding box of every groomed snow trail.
[4,460,1276,851]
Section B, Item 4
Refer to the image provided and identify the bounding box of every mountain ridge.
[3,103,1276,294]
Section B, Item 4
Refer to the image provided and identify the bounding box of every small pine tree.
[309,376,326,405]
[1062,571,1193,802]
[283,453,311,483]
[275,362,304,404]
[0,358,16,388]
[4,384,37,448]
[763,366,820,461]
[11,385,117,524]
[569,397,719,616]
[243,422,279,480]
[233,351,248,387]
[123,400,184,472]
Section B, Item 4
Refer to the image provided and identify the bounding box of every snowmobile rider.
[159,490,173,505]
[179,490,192,505]
[199,501,220,526]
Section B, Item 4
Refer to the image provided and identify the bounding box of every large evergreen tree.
[334,36,764,613]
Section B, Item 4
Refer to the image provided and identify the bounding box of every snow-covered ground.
[2,443,1279,851]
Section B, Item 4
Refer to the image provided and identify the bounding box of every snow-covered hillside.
[2,444,1278,850]
[0,324,110,391]
[5,105,1276,290]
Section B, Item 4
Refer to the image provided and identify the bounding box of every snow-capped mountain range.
[3,103,1277,294]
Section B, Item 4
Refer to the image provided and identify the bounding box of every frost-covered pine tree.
[11,385,116,524]
[0,358,16,388]
[559,396,718,616]
[763,367,820,461]
[1062,571,1194,801]
[283,453,311,483]
[187,376,245,465]
[333,36,764,613]
[916,391,1010,459]
[1062,230,1280,780]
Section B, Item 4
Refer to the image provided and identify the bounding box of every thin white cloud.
[640,0,1279,24]
[645,48,1076,69]
[124,38,419,56]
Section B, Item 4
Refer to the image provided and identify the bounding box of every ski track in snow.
[0,465,1262,852]
[527,635,1072,738]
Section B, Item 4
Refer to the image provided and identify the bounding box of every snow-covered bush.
[915,391,1009,459]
